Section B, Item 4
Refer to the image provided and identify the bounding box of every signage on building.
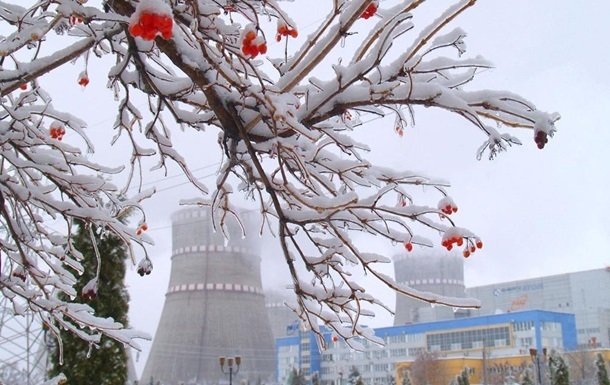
[494,282,543,295]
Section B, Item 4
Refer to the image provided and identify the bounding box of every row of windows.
[426,326,510,351]
[385,333,425,344]
[513,321,534,332]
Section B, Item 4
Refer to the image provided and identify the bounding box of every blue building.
[275,310,577,385]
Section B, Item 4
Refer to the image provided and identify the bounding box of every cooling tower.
[393,251,466,325]
[265,289,301,340]
[141,207,275,385]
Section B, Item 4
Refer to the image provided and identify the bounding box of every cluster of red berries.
[82,278,98,301]
[360,1,379,19]
[241,30,267,58]
[77,73,89,87]
[461,239,483,258]
[438,197,458,215]
[441,234,464,251]
[534,130,548,149]
[12,266,26,282]
[137,258,153,277]
[49,122,66,141]
[70,15,83,25]
[276,22,298,42]
[136,223,149,236]
[129,11,173,41]
[441,228,483,257]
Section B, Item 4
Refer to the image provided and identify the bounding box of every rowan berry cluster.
[438,196,458,215]
[136,223,149,236]
[137,258,153,276]
[82,279,98,301]
[276,22,298,42]
[360,1,379,19]
[70,15,83,25]
[534,130,548,149]
[12,266,26,282]
[441,228,483,258]
[461,239,483,258]
[77,73,89,87]
[241,29,267,58]
[49,122,66,141]
[129,11,173,41]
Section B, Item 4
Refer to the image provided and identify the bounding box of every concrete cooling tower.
[265,289,301,340]
[393,251,466,325]
[141,207,275,385]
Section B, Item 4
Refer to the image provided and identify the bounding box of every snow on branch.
[0,0,558,352]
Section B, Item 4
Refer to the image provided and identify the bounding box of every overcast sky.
[14,0,608,376]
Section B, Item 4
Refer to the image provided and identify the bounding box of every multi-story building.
[276,310,578,385]
[392,252,610,350]
[467,268,610,349]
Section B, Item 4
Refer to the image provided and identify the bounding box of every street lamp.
[529,348,547,385]
[220,355,242,385]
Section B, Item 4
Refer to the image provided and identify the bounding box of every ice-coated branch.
[0,0,559,352]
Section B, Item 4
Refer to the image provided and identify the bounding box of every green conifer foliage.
[520,368,534,385]
[457,368,470,385]
[48,222,130,385]
[548,350,570,385]
[596,354,610,385]
[401,371,412,385]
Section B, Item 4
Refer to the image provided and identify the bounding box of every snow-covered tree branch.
[0,0,559,352]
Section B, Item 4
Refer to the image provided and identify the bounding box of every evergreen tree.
[401,371,413,385]
[549,350,570,385]
[287,368,307,385]
[520,368,534,385]
[456,368,470,385]
[348,366,361,385]
[312,372,320,385]
[48,221,130,385]
[596,354,610,385]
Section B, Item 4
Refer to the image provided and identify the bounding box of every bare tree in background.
[0,0,559,358]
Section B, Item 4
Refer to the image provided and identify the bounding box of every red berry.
[289,29,298,38]
[129,23,143,37]
[405,242,413,252]
[463,250,471,258]
[476,240,483,249]
[78,75,89,87]
[136,229,143,236]
[258,43,267,54]
[456,237,463,247]
[20,84,27,90]
[452,206,458,213]
[137,258,153,276]
[245,31,257,41]
[141,224,148,231]
[470,246,476,253]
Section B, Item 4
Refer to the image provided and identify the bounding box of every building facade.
[276,311,577,385]
[467,268,610,349]
[393,251,610,350]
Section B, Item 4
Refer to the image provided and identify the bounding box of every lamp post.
[220,356,241,385]
[529,348,547,385]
